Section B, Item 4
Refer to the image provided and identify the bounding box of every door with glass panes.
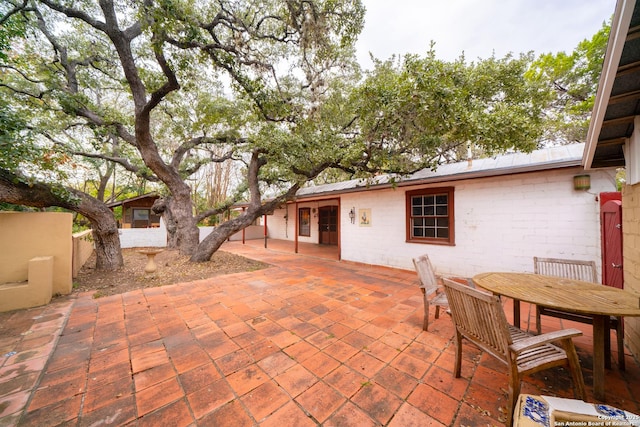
[319,206,338,245]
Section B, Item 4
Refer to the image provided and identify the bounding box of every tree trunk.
[82,197,123,271]
[152,197,177,248]
[152,193,199,255]
[0,169,124,271]
[191,153,302,262]
[171,191,200,255]
[191,213,258,262]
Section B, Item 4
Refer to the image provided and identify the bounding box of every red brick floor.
[1,240,639,426]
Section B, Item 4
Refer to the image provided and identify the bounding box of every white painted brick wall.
[336,167,616,279]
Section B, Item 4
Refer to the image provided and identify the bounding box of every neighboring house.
[583,0,640,360]
[107,193,162,228]
[264,143,618,280]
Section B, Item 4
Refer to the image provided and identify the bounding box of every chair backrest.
[533,257,597,283]
[412,254,439,295]
[442,277,512,363]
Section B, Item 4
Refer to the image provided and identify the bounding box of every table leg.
[513,299,521,329]
[592,315,606,401]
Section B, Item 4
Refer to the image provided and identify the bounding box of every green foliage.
[615,169,626,191]
[0,99,34,171]
[72,222,91,233]
[0,5,26,61]
[0,202,33,211]
[526,21,610,143]
[347,50,546,172]
[0,0,609,243]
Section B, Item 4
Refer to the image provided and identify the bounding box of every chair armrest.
[509,328,583,354]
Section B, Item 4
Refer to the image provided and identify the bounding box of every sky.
[356,0,616,68]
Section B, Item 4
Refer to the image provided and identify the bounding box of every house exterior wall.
[267,200,339,243]
[622,182,640,358]
[228,225,264,241]
[338,167,615,277]
[120,197,161,228]
[270,167,614,279]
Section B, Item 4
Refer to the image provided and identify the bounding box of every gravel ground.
[73,247,268,298]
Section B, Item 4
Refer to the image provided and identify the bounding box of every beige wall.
[72,230,94,278]
[622,183,640,360]
[0,212,73,296]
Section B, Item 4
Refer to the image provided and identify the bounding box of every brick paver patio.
[1,240,638,426]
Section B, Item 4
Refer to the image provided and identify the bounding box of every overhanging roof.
[105,193,160,208]
[296,144,586,200]
[584,0,640,169]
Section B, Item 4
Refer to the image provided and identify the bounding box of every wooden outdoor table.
[473,272,640,401]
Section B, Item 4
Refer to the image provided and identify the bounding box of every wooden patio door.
[319,206,338,245]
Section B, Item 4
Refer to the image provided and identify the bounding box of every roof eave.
[293,158,584,201]
[583,0,636,169]
[105,192,160,208]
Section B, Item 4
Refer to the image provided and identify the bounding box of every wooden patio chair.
[534,256,625,370]
[412,254,448,331]
[442,278,586,427]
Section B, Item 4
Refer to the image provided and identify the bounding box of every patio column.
[337,198,341,261]
[263,214,268,248]
[294,202,299,254]
[242,207,246,244]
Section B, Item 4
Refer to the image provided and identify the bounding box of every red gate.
[600,194,623,289]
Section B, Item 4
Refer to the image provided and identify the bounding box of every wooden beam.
[596,137,627,147]
[608,89,640,105]
[601,116,635,127]
[617,60,640,77]
[592,156,626,168]
[627,24,640,41]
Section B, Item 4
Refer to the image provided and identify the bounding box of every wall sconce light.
[348,207,356,224]
[573,174,591,191]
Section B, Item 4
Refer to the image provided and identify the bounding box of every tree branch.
[38,0,108,32]
[170,135,242,168]
[0,0,31,26]
[140,35,180,119]
[178,150,236,178]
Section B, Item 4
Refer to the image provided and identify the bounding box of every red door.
[601,199,623,289]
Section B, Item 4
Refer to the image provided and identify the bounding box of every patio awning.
[584,0,640,169]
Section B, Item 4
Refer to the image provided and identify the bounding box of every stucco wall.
[0,211,72,296]
[117,220,223,248]
[622,182,640,360]
[229,225,265,241]
[72,230,94,278]
[118,220,167,248]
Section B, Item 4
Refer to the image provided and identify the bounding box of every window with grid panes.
[406,187,454,245]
